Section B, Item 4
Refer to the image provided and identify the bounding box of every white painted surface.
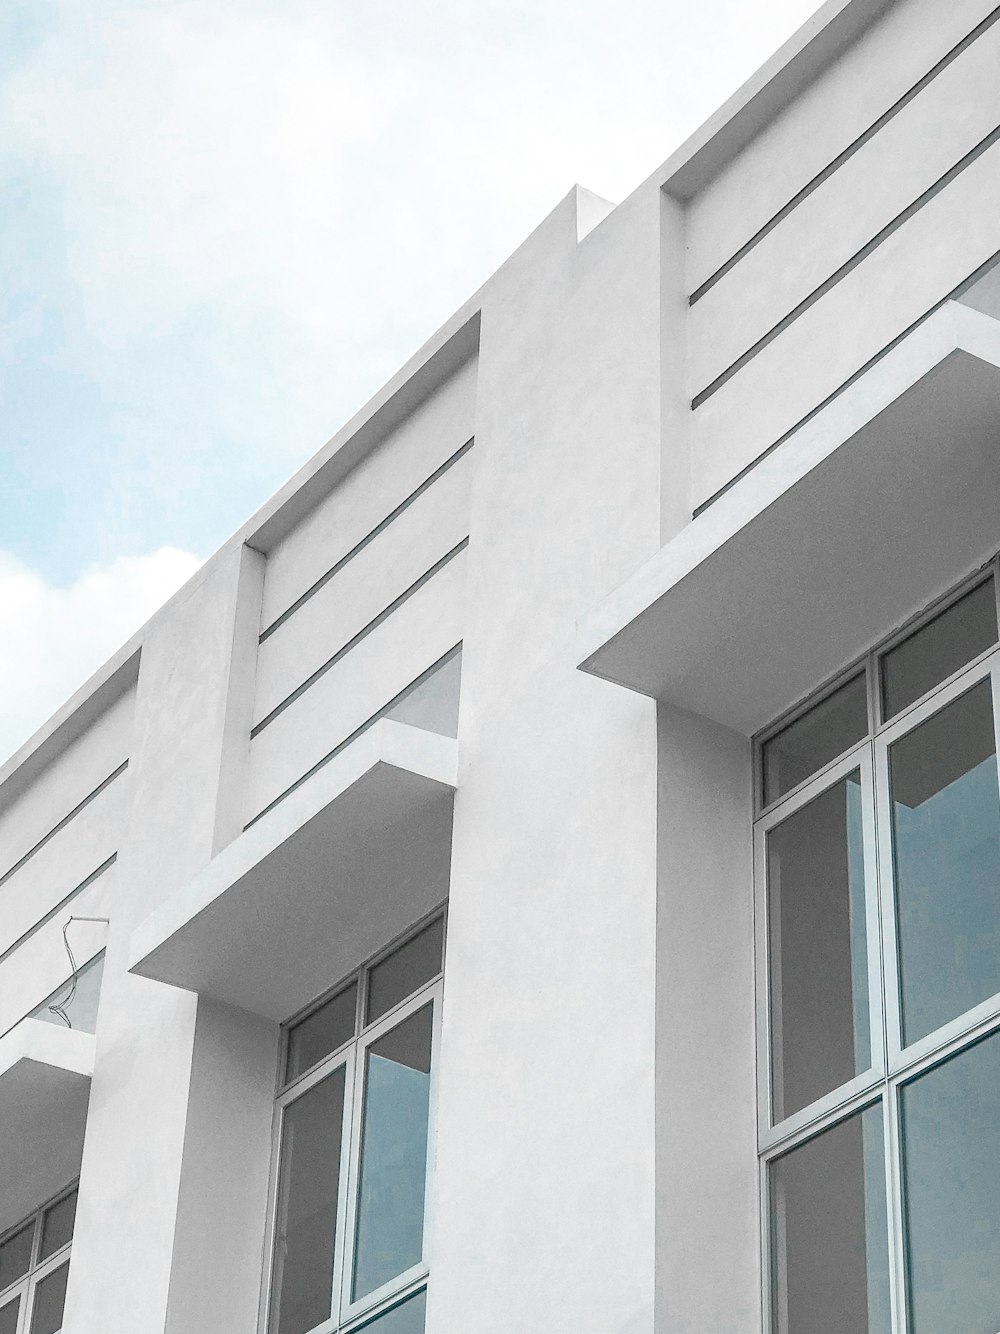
[429,185,660,1334]
[2,7,998,1333]
[254,448,472,724]
[0,866,113,1037]
[0,773,124,955]
[656,706,757,1334]
[693,137,1000,506]
[0,685,132,876]
[260,354,477,629]
[583,304,1000,733]
[131,721,458,1021]
[246,549,467,820]
[0,1021,95,1236]
[690,14,1000,390]
[685,0,998,288]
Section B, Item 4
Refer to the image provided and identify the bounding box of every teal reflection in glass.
[358,1288,426,1333]
[352,1006,433,1301]
[770,1104,890,1334]
[902,1031,1000,1334]
[890,680,1000,1046]
[767,772,871,1121]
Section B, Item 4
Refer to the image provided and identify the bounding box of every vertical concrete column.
[64,542,265,1334]
[656,706,757,1334]
[429,185,662,1334]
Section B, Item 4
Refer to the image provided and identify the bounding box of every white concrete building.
[3,0,1000,1329]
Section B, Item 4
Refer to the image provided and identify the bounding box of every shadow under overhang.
[0,1021,94,1236]
[578,302,1000,736]
[128,721,458,1022]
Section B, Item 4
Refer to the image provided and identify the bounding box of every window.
[755,565,1000,1334]
[0,1185,77,1334]
[263,916,444,1334]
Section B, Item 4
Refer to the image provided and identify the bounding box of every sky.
[0,0,822,762]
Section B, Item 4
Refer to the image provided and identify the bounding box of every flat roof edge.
[655,0,893,200]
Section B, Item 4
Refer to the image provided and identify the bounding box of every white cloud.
[0,547,202,764]
[0,0,823,468]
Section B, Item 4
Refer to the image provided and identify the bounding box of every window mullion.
[883,1076,908,1334]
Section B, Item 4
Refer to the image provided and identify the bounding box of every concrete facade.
[2,0,1000,1330]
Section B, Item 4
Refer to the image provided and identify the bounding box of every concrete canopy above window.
[578,301,1000,736]
[0,1020,94,1235]
[128,720,458,1022]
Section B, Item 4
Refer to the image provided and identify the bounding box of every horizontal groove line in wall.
[0,761,128,891]
[690,121,1000,409]
[691,246,1000,518]
[688,3,1000,305]
[259,437,475,642]
[251,540,469,738]
[244,642,462,829]
[0,853,117,974]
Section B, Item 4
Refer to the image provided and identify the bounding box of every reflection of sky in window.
[353,1009,432,1301]
[902,1031,1000,1334]
[893,755,1000,1045]
[29,952,105,1033]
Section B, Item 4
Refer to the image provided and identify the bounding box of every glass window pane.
[285,984,357,1086]
[767,771,872,1121]
[352,1006,434,1302]
[29,1261,69,1334]
[881,580,998,721]
[902,1030,1000,1334]
[39,1192,77,1262]
[30,954,105,1033]
[763,674,869,805]
[385,649,461,738]
[0,1223,33,1293]
[358,1288,426,1333]
[366,922,444,1026]
[889,679,1000,1046]
[770,1105,890,1334]
[0,1297,19,1334]
[269,1068,346,1334]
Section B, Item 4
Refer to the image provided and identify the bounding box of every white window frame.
[258,915,444,1334]
[753,560,1000,1334]
[0,1183,77,1334]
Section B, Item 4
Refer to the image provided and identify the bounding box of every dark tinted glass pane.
[352,1006,433,1301]
[359,1289,426,1333]
[285,984,357,1085]
[269,1068,346,1334]
[882,581,997,721]
[0,1223,33,1292]
[763,674,868,805]
[767,772,871,1120]
[366,921,444,1026]
[40,1191,76,1261]
[385,649,461,738]
[29,1261,69,1334]
[0,1297,19,1334]
[890,680,1000,1045]
[902,1032,1000,1334]
[770,1105,890,1334]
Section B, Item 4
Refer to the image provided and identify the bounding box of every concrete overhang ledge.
[578,301,1000,737]
[0,1021,95,1235]
[128,720,458,1023]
